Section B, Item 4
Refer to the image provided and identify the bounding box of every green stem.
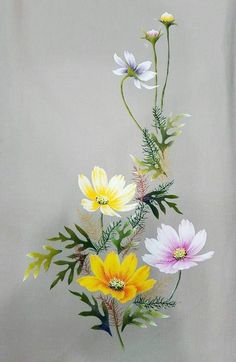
[112,300,125,349]
[169,270,182,300]
[100,213,104,231]
[120,76,143,132]
[152,43,158,107]
[161,27,170,111]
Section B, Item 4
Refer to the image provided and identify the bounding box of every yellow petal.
[127,265,150,286]
[109,289,125,301]
[110,183,136,206]
[81,199,99,212]
[78,174,96,199]
[91,166,108,194]
[107,175,125,199]
[77,276,103,292]
[109,202,137,212]
[138,279,156,293]
[120,253,138,281]
[120,285,137,303]
[104,251,120,279]
[90,255,107,283]
[100,205,120,217]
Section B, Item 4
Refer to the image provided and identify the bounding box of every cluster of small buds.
[143,12,175,46]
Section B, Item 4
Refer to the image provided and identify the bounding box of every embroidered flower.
[143,220,214,274]
[143,29,162,45]
[113,51,157,89]
[78,166,137,217]
[160,12,175,26]
[77,252,156,303]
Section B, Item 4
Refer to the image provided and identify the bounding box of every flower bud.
[143,29,162,45]
[160,12,175,26]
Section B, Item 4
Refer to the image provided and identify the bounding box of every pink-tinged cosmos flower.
[142,220,214,274]
[113,51,157,89]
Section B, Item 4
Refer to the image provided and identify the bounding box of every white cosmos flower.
[113,51,157,89]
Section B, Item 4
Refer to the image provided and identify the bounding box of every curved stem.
[120,76,143,132]
[112,299,125,349]
[169,270,182,300]
[161,27,170,111]
[152,43,158,107]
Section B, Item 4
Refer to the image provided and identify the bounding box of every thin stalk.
[161,27,170,111]
[169,270,182,300]
[152,43,158,107]
[100,213,104,231]
[120,76,143,132]
[112,299,125,349]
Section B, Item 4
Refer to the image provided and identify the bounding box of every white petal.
[145,238,160,255]
[191,251,214,262]
[112,203,138,212]
[114,53,126,67]
[172,260,198,271]
[179,219,195,246]
[112,68,127,75]
[91,166,108,194]
[107,175,126,198]
[136,61,152,74]
[187,230,207,255]
[138,71,156,81]
[141,82,159,89]
[124,51,136,68]
[142,254,158,267]
[100,205,120,217]
[81,199,99,212]
[160,224,180,249]
[134,79,141,89]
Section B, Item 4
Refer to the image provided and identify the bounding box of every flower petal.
[172,260,198,271]
[124,51,136,69]
[89,255,107,283]
[104,251,120,279]
[187,230,207,255]
[145,238,160,255]
[109,289,125,302]
[134,79,141,89]
[112,68,127,75]
[111,202,137,212]
[141,82,159,89]
[120,253,138,280]
[159,224,180,250]
[77,276,103,292]
[107,175,126,199]
[190,251,214,262]
[81,199,99,212]
[127,265,150,286]
[139,279,156,293]
[91,166,108,194]
[111,183,136,205]
[100,205,120,217]
[142,253,159,267]
[120,285,137,303]
[114,53,126,67]
[138,71,156,81]
[78,174,96,199]
[136,61,152,74]
[179,219,195,247]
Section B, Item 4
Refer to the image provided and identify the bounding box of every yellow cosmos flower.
[160,12,175,25]
[77,252,156,304]
[78,166,137,217]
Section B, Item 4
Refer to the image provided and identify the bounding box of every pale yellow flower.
[160,12,175,25]
[78,166,137,217]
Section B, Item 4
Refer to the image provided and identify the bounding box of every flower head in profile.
[77,252,156,304]
[143,220,214,274]
[113,51,157,89]
[78,166,137,217]
[143,29,162,45]
[160,12,176,26]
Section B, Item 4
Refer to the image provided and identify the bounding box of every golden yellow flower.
[78,166,137,217]
[160,12,175,25]
[77,252,156,304]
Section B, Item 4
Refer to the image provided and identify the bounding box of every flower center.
[173,247,187,260]
[108,278,125,291]
[96,195,109,205]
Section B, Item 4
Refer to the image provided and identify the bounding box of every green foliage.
[50,253,85,289]
[70,291,112,336]
[152,107,190,152]
[111,222,133,254]
[48,224,97,252]
[128,202,148,231]
[132,108,190,179]
[142,180,182,219]
[96,221,122,253]
[24,245,61,281]
[121,304,168,331]
[134,295,176,310]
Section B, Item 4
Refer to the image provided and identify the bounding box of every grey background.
[1,0,235,361]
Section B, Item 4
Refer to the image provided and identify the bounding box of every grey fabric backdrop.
[1,1,235,361]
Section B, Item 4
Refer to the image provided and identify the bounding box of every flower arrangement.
[24,12,214,349]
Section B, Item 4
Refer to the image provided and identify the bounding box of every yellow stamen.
[173,247,186,260]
